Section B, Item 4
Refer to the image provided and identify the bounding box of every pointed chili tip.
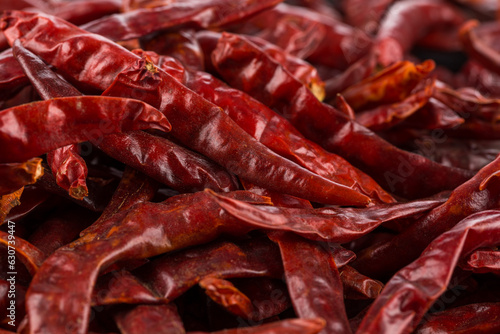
[459,19,480,37]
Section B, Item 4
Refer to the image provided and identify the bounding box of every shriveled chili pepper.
[374,0,465,66]
[80,166,158,238]
[460,20,500,75]
[343,0,395,33]
[461,60,500,98]
[460,249,500,275]
[81,0,283,41]
[211,190,445,243]
[0,48,28,101]
[135,236,283,302]
[353,154,500,279]
[12,39,90,199]
[140,30,205,72]
[94,131,239,194]
[400,97,465,130]
[199,277,254,319]
[269,231,351,334]
[0,95,171,163]
[356,210,500,334]
[244,3,372,69]
[212,32,475,199]
[114,304,185,334]
[0,231,45,276]
[339,265,383,300]
[414,302,500,334]
[355,77,435,131]
[189,318,325,334]
[0,158,43,196]
[341,60,435,111]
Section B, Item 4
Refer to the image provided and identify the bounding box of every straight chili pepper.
[80,0,283,41]
[212,32,474,199]
[12,39,90,199]
[269,231,352,334]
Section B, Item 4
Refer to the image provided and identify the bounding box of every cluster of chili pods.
[0,0,500,333]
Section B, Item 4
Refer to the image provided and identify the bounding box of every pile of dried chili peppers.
[1,0,500,333]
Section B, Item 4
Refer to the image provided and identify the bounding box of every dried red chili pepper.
[356,210,500,334]
[0,231,45,276]
[339,265,383,300]
[374,0,465,66]
[343,0,395,33]
[81,0,283,41]
[460,249,500,275]
[114,304,184,334]
[353,154,500,279]
[212,32,473,199]
[189,318,325,334]
[414,302,500,334]
[12,39,90,199]
[269,231,351,334]
[400,98,465,130]
[0,158,43,196]
[0,48,28,101]
[94,131,239,194]
[460,20,500,75]
[199,277,254,319]
[0,96,171,163]
[355,78,435,131]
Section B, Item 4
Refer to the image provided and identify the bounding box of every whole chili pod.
[81,0,283,41]
[212,32,473,199]
[353,154,500,279]
[0,95,171,163]
[12,39,89,199]
[356,210,500,334]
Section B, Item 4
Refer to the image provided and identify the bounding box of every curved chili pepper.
[414,302,500,334]
[356,210,500,334]
[94,131,239,194]
[114,304,185,334]
[0,231,45,276]
[212,32,473,199]
[0,96,171,163]
[353,154,500,279]
[12,39,89,199]
[374,0,465,66]
[210,191,444,243]
[0,158,43,196]
[80,0,283,41]
[135,237,283,302]
[24,191,275,333]
[269,231,352,334]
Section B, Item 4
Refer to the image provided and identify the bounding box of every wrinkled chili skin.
[212,32,473,199]
[269,231,352,334]
[0,96,171,163]
[95,131,239,194]
[353,155,500,279]
[0,158,43,196]
[0,48,29,101]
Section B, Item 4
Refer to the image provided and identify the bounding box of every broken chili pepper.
[0,158,43,196]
